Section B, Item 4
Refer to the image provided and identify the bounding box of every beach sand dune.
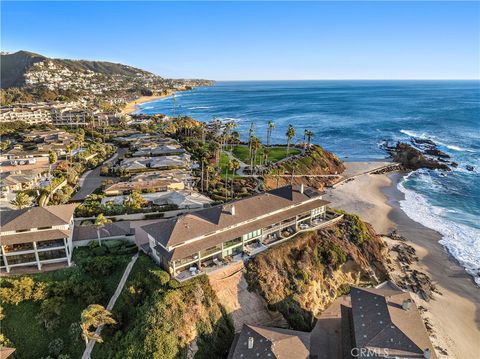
[324,162,480,359]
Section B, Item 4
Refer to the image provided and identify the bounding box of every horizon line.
[210,78,480,82]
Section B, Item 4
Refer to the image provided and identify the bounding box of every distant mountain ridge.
[1,50,159,89]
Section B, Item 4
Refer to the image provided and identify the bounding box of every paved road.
[70,148,127,202]
[81,253,139,359]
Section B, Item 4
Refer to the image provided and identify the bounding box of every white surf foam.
[400,129,475,153]
[398,173,480,286]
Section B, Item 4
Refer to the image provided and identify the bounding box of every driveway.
[70,147,127,202]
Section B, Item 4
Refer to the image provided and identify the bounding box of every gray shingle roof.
[229,324,310,359]
[142,185,325,250]
[0,204,76,232]
[350,285,437,358]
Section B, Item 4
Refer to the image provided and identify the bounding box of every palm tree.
[262,147,270,167]
[267,120,275,147]
[248,122,255,160]
[80,304,116,347]
[305,130,314,148]
[225,159,232,200]
[250,136,261,174]
[197,147,207,191]
[223,121,236,150]
[205,164,214,191]
[94,214,112,246]
[209,141,221,165]
[10,192,31,209]
[230,159,240,198]
[286,124,295,155]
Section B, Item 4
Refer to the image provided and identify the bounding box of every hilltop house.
[0,204,76,273]
[228,281,437,359]
[137,185,331,278]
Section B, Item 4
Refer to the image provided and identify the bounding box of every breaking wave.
[398,172,480,286]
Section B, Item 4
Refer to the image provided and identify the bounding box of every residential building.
[132,143,185,157]
[104,176,184,196]
[51,107,87,127]
[138,185,331,278]
[0,106,52,125]
[117,154,191,174]
[102,190,212,209]
[228,281,437,359]
[0,169,46,193]
[0,204,76,273]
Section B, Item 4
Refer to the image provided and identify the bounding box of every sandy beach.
[122,92,173,114]
[324,162,480,359]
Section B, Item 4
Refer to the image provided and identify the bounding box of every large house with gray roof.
[228,281,437,359]
[138,185,333,279]
[0,204,76,273]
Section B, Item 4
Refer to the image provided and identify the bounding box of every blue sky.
[2,1,479,80]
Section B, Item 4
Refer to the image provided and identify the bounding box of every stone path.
[81,253,139,359]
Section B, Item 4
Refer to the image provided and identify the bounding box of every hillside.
[245,212,389,331]
[0,51,213,106]
[263,145,346,190]
[1,51,46,88]
[1,50,157,89]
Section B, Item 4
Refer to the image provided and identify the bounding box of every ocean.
[137,80,480,284]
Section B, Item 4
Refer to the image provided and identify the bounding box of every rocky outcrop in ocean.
[381,137,454,171]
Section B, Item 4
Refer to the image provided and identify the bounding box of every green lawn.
[231,145,300,164]
[219,152,241,179]
[1,246,133,358]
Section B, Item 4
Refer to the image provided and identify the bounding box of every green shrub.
[83,256,121,276]
[296,269,309,283]
[149,269,170,286]
[48,338,64,357]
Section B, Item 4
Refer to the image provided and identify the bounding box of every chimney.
[423,348,431,359]
[248,336,254,349]
[402,299,412,311]
[300,184,304,194]
[230,205,236,216]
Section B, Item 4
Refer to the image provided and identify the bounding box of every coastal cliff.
[245,213,389,331]
[263,145,345,190]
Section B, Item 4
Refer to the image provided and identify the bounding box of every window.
[312,207,324,216]
[243,229,261,241]
[223,237,242,249]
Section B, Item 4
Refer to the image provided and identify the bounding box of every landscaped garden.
[0,243,136,358]
[231,145,300,164]
[92,254,234,359]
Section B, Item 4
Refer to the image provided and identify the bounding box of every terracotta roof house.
[138,185,332,280]
[228,281,437,359]
[0,204,76,273]
[103,170,190,196]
